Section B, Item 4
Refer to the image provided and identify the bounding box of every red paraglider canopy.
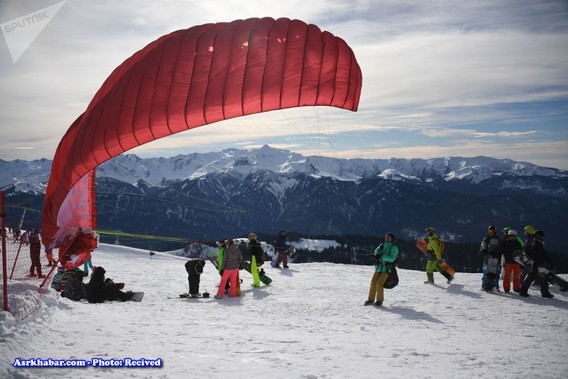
[41,17,362,266]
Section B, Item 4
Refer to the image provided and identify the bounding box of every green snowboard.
[241,261,272,285]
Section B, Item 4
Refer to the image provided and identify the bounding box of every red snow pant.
[503,263,521,292]
[216,269,240,297]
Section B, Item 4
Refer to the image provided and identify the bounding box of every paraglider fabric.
[41,17,363,262]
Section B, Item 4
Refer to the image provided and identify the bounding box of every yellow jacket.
[427,233,442,260]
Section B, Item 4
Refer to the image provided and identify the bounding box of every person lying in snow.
[61,270,87,301]
[86,266,134,303]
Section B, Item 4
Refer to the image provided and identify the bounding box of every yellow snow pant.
[251,256,261,287]
[368,272,389,303]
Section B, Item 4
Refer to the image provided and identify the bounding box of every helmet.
[488,226,496,232]
[524,225,535,235]
[507,229,517,236]
[425,227,436,233]
[226,238,234,245]
[502,227,511,235]
[248,233,257,240]
[534,230,545,240]
[279,230,286,237]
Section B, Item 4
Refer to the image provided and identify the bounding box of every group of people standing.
[211,232,285,299]
[480,225,556,298]
[182,231,293,299]
[365,224,562,307]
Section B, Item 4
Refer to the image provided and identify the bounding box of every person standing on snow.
[247,233,264,287]
[423,227,453,285]
[365,232,399,307]
[501,229,523,293]
[520,225,536,284]
[480,226,503,291]
[28,229,44,278]
[519,230,554,298]
[215,238,243,298]
[274,230,289,268]
[214,240,230,294]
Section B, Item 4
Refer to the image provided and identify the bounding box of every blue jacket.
[374,241,399,273]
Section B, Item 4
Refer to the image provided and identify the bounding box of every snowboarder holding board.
[480,226,503,291]
[423,227,454,285]
[519,230,555,298]
[247,233,264,287]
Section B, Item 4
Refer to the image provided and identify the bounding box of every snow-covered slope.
[1,243,567,379]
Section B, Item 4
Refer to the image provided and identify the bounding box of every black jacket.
[248,239,264,265]
[501,237,523,264]
[526,240,552,271]
[86,267,107,303]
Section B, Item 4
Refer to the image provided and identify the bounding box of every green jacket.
[373,241,399,273]
[216,247,225,274]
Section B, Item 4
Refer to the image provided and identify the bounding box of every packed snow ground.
[1,243,568,379]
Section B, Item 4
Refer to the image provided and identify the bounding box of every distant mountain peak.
[1,145,566,194]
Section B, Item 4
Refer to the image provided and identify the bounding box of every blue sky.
[1,0,567,170]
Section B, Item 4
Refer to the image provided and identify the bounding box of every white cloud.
[0,0,567,170]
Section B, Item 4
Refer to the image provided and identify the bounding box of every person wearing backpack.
[364,232,399,307]
[424,227,454,285]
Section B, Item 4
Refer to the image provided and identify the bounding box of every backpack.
[383,266,399,289]
[382,243,400,289]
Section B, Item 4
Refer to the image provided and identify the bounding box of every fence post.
[1,191,9,312]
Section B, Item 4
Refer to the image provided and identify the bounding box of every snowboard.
[416,237,429,254]
[130,292,144,302]
[514,255,568,292]
[513,253,532,270]
[241,261,272,285]
[417,238,456,277]
[439,262,456,277]
[179,292,211,299]
[484,256,499,291]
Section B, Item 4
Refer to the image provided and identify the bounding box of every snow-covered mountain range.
[2,145,568,251]
[2,144,566,195]
[94,145,568,188]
